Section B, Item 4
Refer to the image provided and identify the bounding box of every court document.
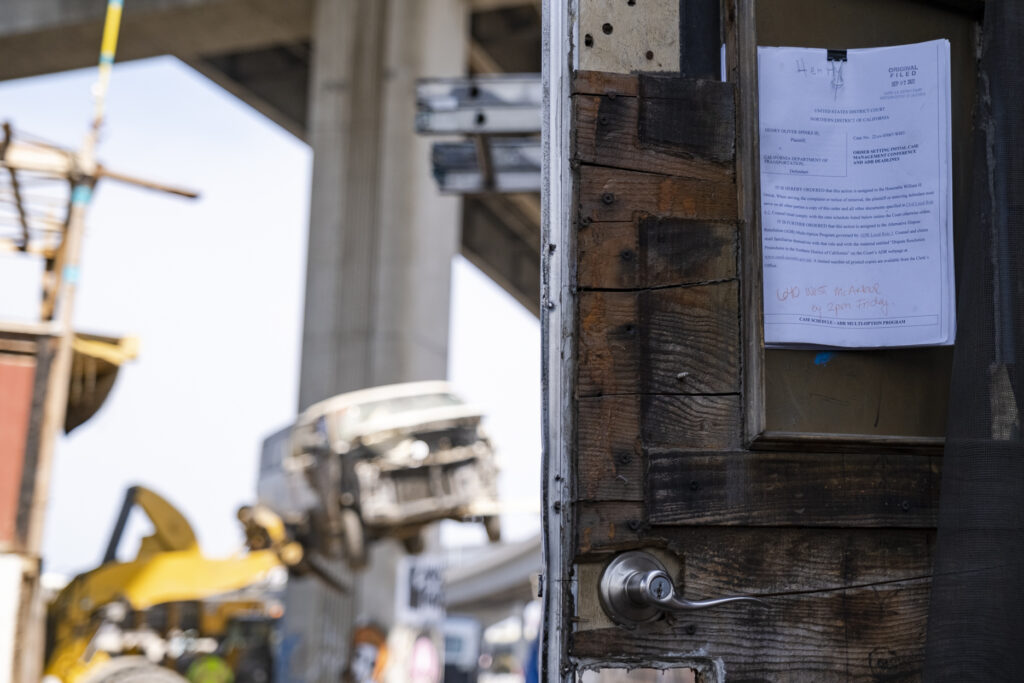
[758,40,954,347]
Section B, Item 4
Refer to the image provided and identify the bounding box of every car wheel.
[340,507,368,570]
[483,515,501,543]
[402,532,425,555]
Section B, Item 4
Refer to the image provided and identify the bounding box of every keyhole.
[651,576,670,600]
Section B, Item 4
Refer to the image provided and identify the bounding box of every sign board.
[395,555,445,627]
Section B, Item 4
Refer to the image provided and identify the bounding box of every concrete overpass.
[0,0,541,320]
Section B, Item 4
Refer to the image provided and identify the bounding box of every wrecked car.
[260,381,501,569]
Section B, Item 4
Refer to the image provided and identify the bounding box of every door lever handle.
[599,551,765,627]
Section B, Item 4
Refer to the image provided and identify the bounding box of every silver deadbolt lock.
[598,551,765,627]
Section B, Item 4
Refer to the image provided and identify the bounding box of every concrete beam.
[445,535,541,615]
[462,194,541,317]
[0,0,311,82]
[186,43,311,141]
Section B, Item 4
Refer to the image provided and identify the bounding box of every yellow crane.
[43,486,308,683]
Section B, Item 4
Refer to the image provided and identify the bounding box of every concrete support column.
[284,1,466,681]
[299,0,465,409]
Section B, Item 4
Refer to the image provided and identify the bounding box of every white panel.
[0,555,23,683]
[579,0,680,74]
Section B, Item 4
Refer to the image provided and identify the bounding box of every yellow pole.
[16,3,126,681]
[29,0,125,565]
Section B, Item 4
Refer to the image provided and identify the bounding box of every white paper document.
[758,40,955,348]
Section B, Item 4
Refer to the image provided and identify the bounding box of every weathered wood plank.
[638,76,736,163]
[643,283,739,395]
[573,577,931,682]
[576,395,743,491]
[647,450,941,527]
[577,283,740,397]
[574,94,733,181]
[577,396,644,502]
[579,166,737,223]
[576,501,646,555]
[730,0,768,447]
[575,512,935,593]
[572,70,639,97]
[643,394,742,450]
[577,217,738,290]
[578,291,640,397]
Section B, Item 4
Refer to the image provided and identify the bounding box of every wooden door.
[541,0,983,680]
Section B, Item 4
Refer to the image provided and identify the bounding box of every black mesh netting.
[923,1,1024,679]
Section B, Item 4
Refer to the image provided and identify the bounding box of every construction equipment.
[42,486,307,683]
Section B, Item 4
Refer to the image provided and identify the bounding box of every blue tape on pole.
[63,265,80,284]
[109,0,124,7]
[99,54,115,65]
[71,185,92,206]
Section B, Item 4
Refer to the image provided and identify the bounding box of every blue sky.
[0,56,540,576]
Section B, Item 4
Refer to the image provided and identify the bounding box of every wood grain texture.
[577,217,738,290]
[575,520,935,596]
[642,283,740,395]
[578,291,640,397]
[574,94,734,181]
[573,577,930,682]
[577,283,740,397]
[643,394,742,450]
[577,501,647,553]
[579,166,737,223]
[638,76,736,163]
[576,395,743,489]
[577,395,644,502]
[647,450,940,527]
[572,70,639,97]
[731,0,767,448]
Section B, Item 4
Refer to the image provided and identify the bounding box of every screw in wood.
[646,50,654,60]
[601,192,615,205]
[602,23,613,34]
